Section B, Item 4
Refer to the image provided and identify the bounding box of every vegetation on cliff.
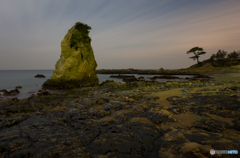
[70,22,92,50]
[209,49,240,67]
[180,47,240,74]
[188,49,240,69]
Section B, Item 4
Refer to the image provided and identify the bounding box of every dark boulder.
[7,97,19,102]
[192,74,210,79]
[228,86,239,91]
[122,77,138,83]
[15,86,22,89]
[109,74,138,83]
[3,89,20,96]
[34,74,45,78]
[110,74,135,78]
[0,89,7,92]
[42,90,50,95]
[3,91,12,96]
[9,89,20,95]
[37,89,50,96]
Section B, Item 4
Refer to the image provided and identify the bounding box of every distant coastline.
[0,69,177,71]
[0,69,182,100]
[96,69,177,71]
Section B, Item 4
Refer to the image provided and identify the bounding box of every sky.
[0,0,240,70]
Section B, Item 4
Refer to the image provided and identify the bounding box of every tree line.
[187,47,240,67]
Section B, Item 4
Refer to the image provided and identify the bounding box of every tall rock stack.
[43,22,99,89]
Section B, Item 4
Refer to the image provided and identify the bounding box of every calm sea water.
[0,70,192,99]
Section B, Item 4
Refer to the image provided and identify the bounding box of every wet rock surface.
[0,79,240,157]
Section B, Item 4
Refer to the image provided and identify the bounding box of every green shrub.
[210,50,228,67]
[227,51,240,60]
[70,22,92,50]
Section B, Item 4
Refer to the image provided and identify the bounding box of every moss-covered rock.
[43,22,99,89]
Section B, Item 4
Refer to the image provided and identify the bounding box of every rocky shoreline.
[0,74,240,157]
[96,68,200,75]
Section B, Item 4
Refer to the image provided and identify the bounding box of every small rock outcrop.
[9,89,20,95]
[150,75,180,80]
[3,89,20,96]
[37,89,50,96]
[34,74,45,78]
[0,89,7,93]
[3,91,11,96]
[43,22,99,89]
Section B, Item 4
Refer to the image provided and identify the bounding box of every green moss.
[70,22,92,50]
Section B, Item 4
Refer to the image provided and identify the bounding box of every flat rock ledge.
[0,79,240,157]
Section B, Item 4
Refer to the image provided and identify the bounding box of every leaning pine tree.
[186,47,206,66]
